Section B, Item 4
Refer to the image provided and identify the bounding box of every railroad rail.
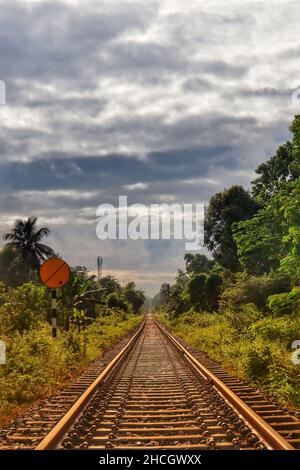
[28,316,298,451]
[0,316,299,450]
[0,322,143,450]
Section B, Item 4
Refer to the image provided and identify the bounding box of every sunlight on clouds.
[1,0,300,294]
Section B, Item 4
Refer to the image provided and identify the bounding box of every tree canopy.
[3,216,54,269]
[204,185,260,271]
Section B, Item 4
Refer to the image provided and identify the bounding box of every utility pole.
[97,256,103,282]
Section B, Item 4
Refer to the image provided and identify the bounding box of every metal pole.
[51,289,57,338]
[97,256,103,281]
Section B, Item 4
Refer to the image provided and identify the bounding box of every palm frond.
[31,227,51,242]
[2,216,54,270]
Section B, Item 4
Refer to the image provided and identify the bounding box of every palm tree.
[3,216,55,269]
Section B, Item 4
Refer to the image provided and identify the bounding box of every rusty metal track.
[0,321,144,450]
[29,316,298,450]
[155,320,296,450]
[156,320,300,450]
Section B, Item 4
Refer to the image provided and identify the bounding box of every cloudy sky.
[0,0,300,295]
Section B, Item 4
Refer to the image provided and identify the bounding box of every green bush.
[157,307,300,407]
[238,340,273,378]
[248,316,300,346]
[106,292,132,314]
[0,282,49,334]
[223,304,263,334]
[0,309,141,423]
[219,273,291,312]
[268,287,300,316]
[182,273,222,312]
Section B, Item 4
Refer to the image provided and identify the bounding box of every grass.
[0,312,142,425]
[156,308,300,409]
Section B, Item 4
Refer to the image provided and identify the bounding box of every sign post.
[51,289,57,338]
[39,258,70,338]
[0,340,5,365]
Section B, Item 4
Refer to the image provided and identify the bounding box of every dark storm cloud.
[26,96,107,115]
[0,0,155,82]
[198,60,248,79]
[0,145,234,193]
[0,109,262,197]
[232,87,295,99]
[1,0,300,294]
[182,77,212,93]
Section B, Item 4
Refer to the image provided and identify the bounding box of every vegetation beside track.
[154,116,300,410]
[0,288,141,424]
[0,300,141,424]
[156,308,300,408]
[0,216,145,425]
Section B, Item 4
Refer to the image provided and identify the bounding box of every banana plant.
[58,273,104,330]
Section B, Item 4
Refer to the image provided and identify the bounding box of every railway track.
[26,316,298,451]
[0,322,142,450]
[1,316,299,451]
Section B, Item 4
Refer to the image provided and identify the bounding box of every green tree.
[0,282,49,334]
[251,142,295,202]
[162,271,188,318]
[286,115,300,179]
[268,287,300,316]
[251,115,300,203]
[235,177,300,280]
[234,117,300,277]
[182,272,222,312]
[279,179,300,279]
[184,253,214,274]
[124,282,145,314]
[183,273,208,311]
[206,273,223,311]
[106,291,131,313]
[159,283,171,304]
[98,275,121,295]
[204,185,260,271]
[0,245,33,287]
[233,195,288,275]
[219,273,291,312]
[3,216,54,269]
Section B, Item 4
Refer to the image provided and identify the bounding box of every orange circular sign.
[39,258,70,289]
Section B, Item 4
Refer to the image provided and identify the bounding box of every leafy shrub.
[0,282,49,334]
[0,310,141,423]
[223,304,263,334]
[183,272,222,312]
[248,316,300,346]
[238,340,273,378]
[157,307,300,407]
[219,273,291,312]
[124,282,145,314]
[268,287,300,316]
[106,292,132,313]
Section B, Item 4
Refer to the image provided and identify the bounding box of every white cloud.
[1,0,299,294]
[124,182,149,191]
[19,189,100,200]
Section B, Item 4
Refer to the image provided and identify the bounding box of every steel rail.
[35,319,146,450]
[34,316,295,451]
[155,319,295,451]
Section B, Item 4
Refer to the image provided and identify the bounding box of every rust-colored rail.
[1,315,299,451]
[35,320,146,450]
[155,320,295,450]
[34,317,298,450]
